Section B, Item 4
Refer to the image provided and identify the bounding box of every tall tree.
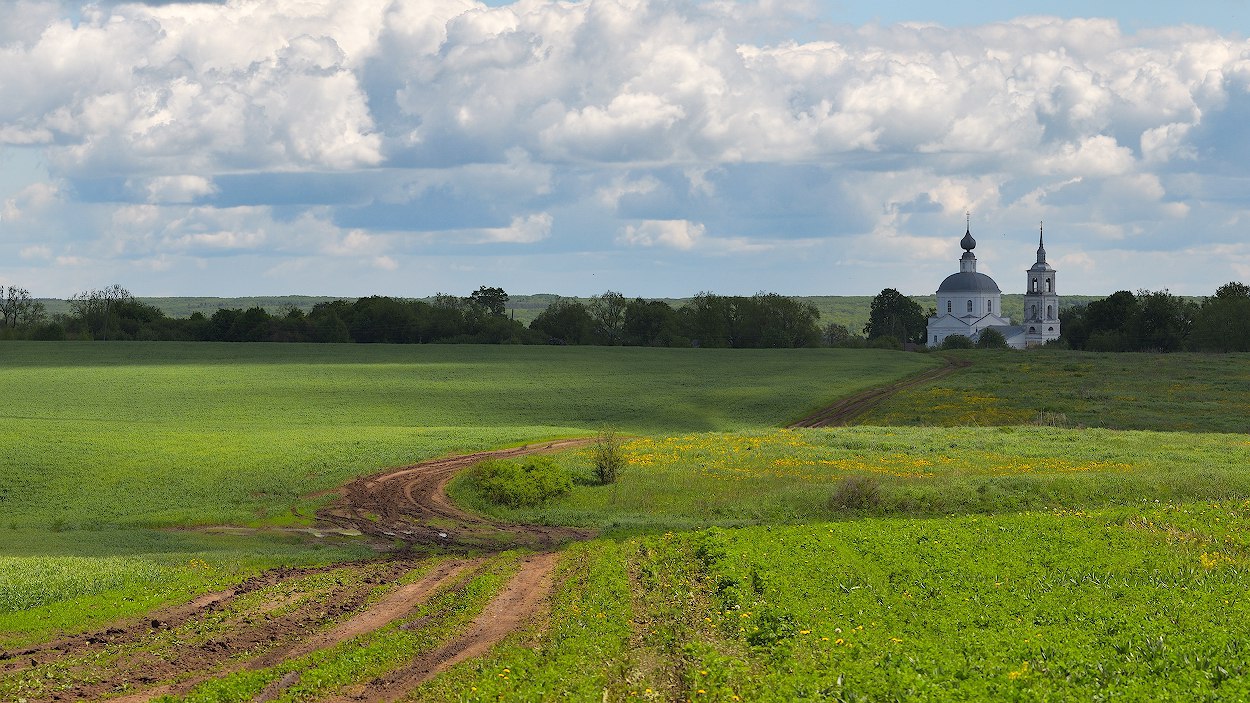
[531,299,594,344]
[0,286,45,329]
[69,284,133,340]
[1192,281,1250,351]
[622,298,680,346]
[863,288,926,345]
[467,286,508,316]
[587,290,628,344]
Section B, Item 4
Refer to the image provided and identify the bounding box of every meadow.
[0,341,930,646]
[451,425,1250,530]
[857,350,1250,433]
[6,342,1250,701]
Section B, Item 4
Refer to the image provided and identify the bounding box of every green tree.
[975,328,1009,349]
[680,292,734,347]
[69,284,133,340]
[587,290,628,344]
[623,298,681,346]
[822,322,854,347]
[531,299,594,344]
[941,334,974,349]
[1191,282,1250,352]
[0,286,45,330]
[864,288,926,345]
[468,286,509,316]
[1126,289,1194,352]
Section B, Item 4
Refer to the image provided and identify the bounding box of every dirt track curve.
[788,355,970,428]
[4,361,965,702]
[316,438,597,551]
[0,440,594,703]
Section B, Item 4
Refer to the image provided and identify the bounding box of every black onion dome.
[960,230,976,251]
[937,271,1001,293]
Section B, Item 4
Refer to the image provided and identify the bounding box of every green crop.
[419,504,1250,701]
[860,350,1250,432]
[452,426,1250,530]
[0,342,924,643]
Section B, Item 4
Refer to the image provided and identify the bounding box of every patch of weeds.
[827,475,881,512]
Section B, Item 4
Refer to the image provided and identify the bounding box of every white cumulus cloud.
[618,219,705,250]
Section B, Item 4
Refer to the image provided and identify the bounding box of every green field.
[451,426,1250,531]
[0,342,930,647]
[5,342,1250,701]
[857,350,1250,432]
[423,501,1250,701]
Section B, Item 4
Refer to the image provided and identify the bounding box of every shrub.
[471,456,573,507]
[591,429,626,484]
[941,334,974,350]
[976,328,1010,349]
[827,474,881,511]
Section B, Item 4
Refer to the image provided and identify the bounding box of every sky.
[3,1,1250,299]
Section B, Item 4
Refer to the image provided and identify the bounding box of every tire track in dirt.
[320,552,562,703]
[3,440,596,703]
[105,559,482,703]
[316,438,597,550]
[788,356,970,428]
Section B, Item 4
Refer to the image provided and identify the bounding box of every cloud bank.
[2,0,1250,297]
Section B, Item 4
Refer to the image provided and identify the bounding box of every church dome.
[937,271,1001,293]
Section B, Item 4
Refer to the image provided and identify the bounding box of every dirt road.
[788,355,969,427]
[1,440,594,702]
[316,438,596,550]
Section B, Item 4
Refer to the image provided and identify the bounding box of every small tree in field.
[592,429,625,484]
[976,328,1009,349]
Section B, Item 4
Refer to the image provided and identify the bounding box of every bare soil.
[1,440,596,702]
[316,438,596,550]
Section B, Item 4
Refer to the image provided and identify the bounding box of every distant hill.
[37,293,1115,337]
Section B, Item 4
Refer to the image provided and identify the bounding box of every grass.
[858,350,1250,433]
[0,341,930,643]
[8,341,1250,701]
[450,425,1250,531]
[0,342,931,529]
[0,529,369,649]
[416,501,1250,701]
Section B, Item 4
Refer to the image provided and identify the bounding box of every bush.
[591,429,626,484]
[941,334,974,350]
[471,456,573,507]
[827,474,881,511]
[30,322,67,341]
[976,328,1009,349]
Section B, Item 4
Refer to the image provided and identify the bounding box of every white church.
[925,223,1060,349]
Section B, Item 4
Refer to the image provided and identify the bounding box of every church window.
[1029,327,1036,333]
[967,300,973,312]
[1032,278,1038,292]
[1046,278,1052,293]
[1047,304,1053,318]
[1031,304,1038,319]
[947,301,952,313]
[1048,327,1054,332]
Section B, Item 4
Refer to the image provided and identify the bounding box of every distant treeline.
[0,285,829,348]
[4,282,1246,352]
[1060,284,1250,353]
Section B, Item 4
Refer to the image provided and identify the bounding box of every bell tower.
[1023,223,1060,346]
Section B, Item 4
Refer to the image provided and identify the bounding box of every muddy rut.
[4,362,962,702]
[1,441,593,702]
[789,355,970,427]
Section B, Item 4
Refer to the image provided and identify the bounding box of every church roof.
[937,271,1001,293]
